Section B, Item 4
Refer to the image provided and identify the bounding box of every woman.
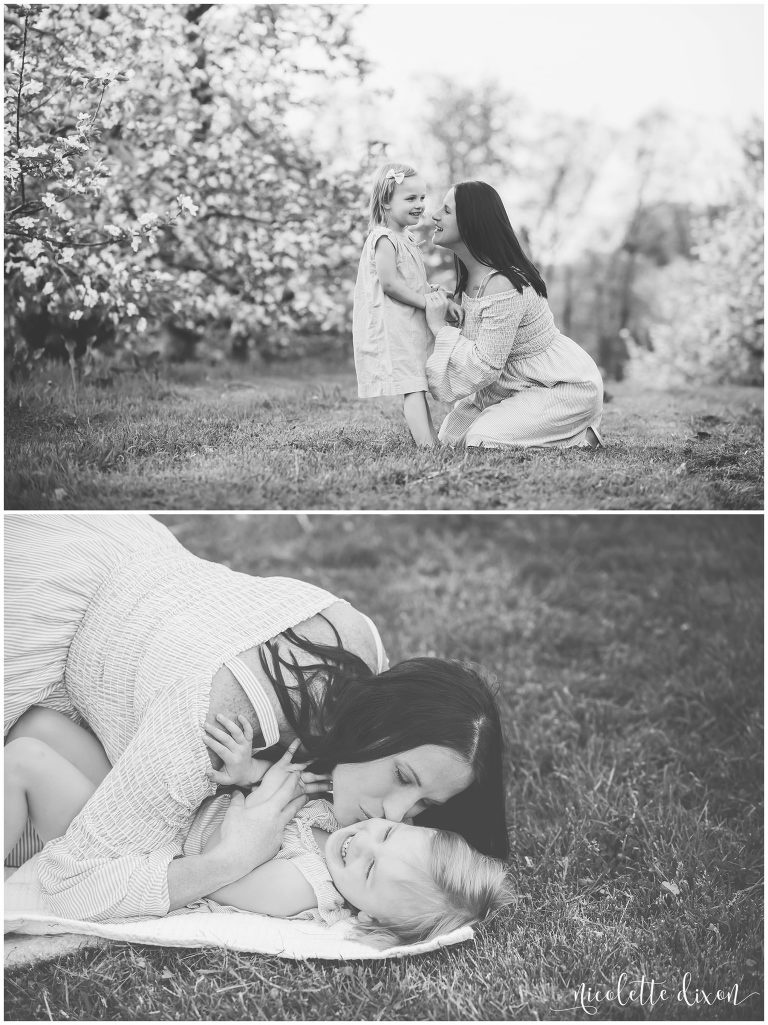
[4,514,508,923]
[426,181,604,449]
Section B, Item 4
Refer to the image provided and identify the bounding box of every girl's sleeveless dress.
[184,797,350,925]
[426,274,604,448]
[352,227,433,397]
[3,514,385,923]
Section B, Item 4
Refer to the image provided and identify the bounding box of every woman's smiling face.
[432,188,461,249]
[330,744,473,826]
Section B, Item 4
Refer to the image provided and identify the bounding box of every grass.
[4,358,763,509]
[4,514,763,1020]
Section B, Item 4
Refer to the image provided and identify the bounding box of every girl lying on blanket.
[5,710,512,947]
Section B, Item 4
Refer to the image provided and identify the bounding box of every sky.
[353,4,763,129]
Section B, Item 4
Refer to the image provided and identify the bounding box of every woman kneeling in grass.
[5,711,512,946]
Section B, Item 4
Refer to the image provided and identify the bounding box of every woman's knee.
[6,705,68,746]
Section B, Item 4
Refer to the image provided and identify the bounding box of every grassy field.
[4,359,763,510]
[4,514,763,1021]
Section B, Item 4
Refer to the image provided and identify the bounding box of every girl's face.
[383,176,426,230]
[325,817,434,922]
[432,188,461,249]
[330,744,473,827]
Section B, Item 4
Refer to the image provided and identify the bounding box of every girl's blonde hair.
[355,829,514,948]
[368,162,418,229]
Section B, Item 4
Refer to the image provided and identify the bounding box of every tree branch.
[16,12,29,207]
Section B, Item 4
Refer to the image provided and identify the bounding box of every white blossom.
[69,310,84,321]
[136,317,148,333]
[22,240,45,260]
[176,194,199,216]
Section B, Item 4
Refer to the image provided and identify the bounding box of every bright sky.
[354,3,763,129]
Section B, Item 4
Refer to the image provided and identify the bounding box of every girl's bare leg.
[403,391,435,447]
[5,706,111,786]
[4,738,97,857]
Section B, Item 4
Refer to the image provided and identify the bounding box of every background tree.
[4,3,371,368]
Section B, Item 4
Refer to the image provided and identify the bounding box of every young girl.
[5,709,512,946]
[352,163,463,447]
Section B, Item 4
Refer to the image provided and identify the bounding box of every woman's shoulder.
[483,273,516,296]
[482,273,538,298]
[317,601,385,674]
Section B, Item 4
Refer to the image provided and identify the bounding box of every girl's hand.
[256,739,333,800]
[204,714,268,787]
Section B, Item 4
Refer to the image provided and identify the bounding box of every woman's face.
[330,744,474,827]
[432,188,462,250]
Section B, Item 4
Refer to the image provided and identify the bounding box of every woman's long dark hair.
[258,621,509,860]
[453,180,547,301]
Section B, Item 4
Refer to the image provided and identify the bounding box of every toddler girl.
[352,163,463,447]
[5,710,512,946]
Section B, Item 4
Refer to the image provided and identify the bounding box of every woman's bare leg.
[5,706,111,786]
[4,738,97,857]
[403,391,435,447]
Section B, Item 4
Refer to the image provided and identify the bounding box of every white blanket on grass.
[4,856,473,961]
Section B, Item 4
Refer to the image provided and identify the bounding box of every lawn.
[4,359,763,510]
[4,514,763,1021]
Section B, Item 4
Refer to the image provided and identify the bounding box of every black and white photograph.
[2,1,764,1021]
[3,2,763,510]
[3,513,763,1019]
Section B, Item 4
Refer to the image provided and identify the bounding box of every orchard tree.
[4,3,371,369]
[631,126,764,386]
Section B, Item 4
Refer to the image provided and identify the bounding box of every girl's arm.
[205,857,317,916]
[374,237,427,310]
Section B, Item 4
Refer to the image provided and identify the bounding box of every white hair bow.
[384,168,405,185]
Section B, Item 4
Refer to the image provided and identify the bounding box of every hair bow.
[384,168,405,185]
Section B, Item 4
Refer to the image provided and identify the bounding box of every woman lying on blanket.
[5,712,512,946]
[6,515,509,924]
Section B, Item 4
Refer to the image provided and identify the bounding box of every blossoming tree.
[4,3,370,368]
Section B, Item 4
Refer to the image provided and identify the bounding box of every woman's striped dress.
[3,514,345,923]
[426,282,604,448]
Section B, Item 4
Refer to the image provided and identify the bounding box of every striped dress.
[426,275,604,448]
[3,514,382,923]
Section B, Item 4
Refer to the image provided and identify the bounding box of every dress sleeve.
[37,686,213,923]
[426,292,526,401]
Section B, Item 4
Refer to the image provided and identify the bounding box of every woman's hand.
[425,291,451,336]
[210,741,309,877]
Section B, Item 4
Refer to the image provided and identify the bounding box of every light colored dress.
[352,226,434,397]
[3,514,385,923]
[184,797,350,925]
[426,272,604,448]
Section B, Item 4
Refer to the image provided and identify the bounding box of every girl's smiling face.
[330,744,474,826]
[383,176,426,230]
[325,817,435,922]
[432,188,461,249]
